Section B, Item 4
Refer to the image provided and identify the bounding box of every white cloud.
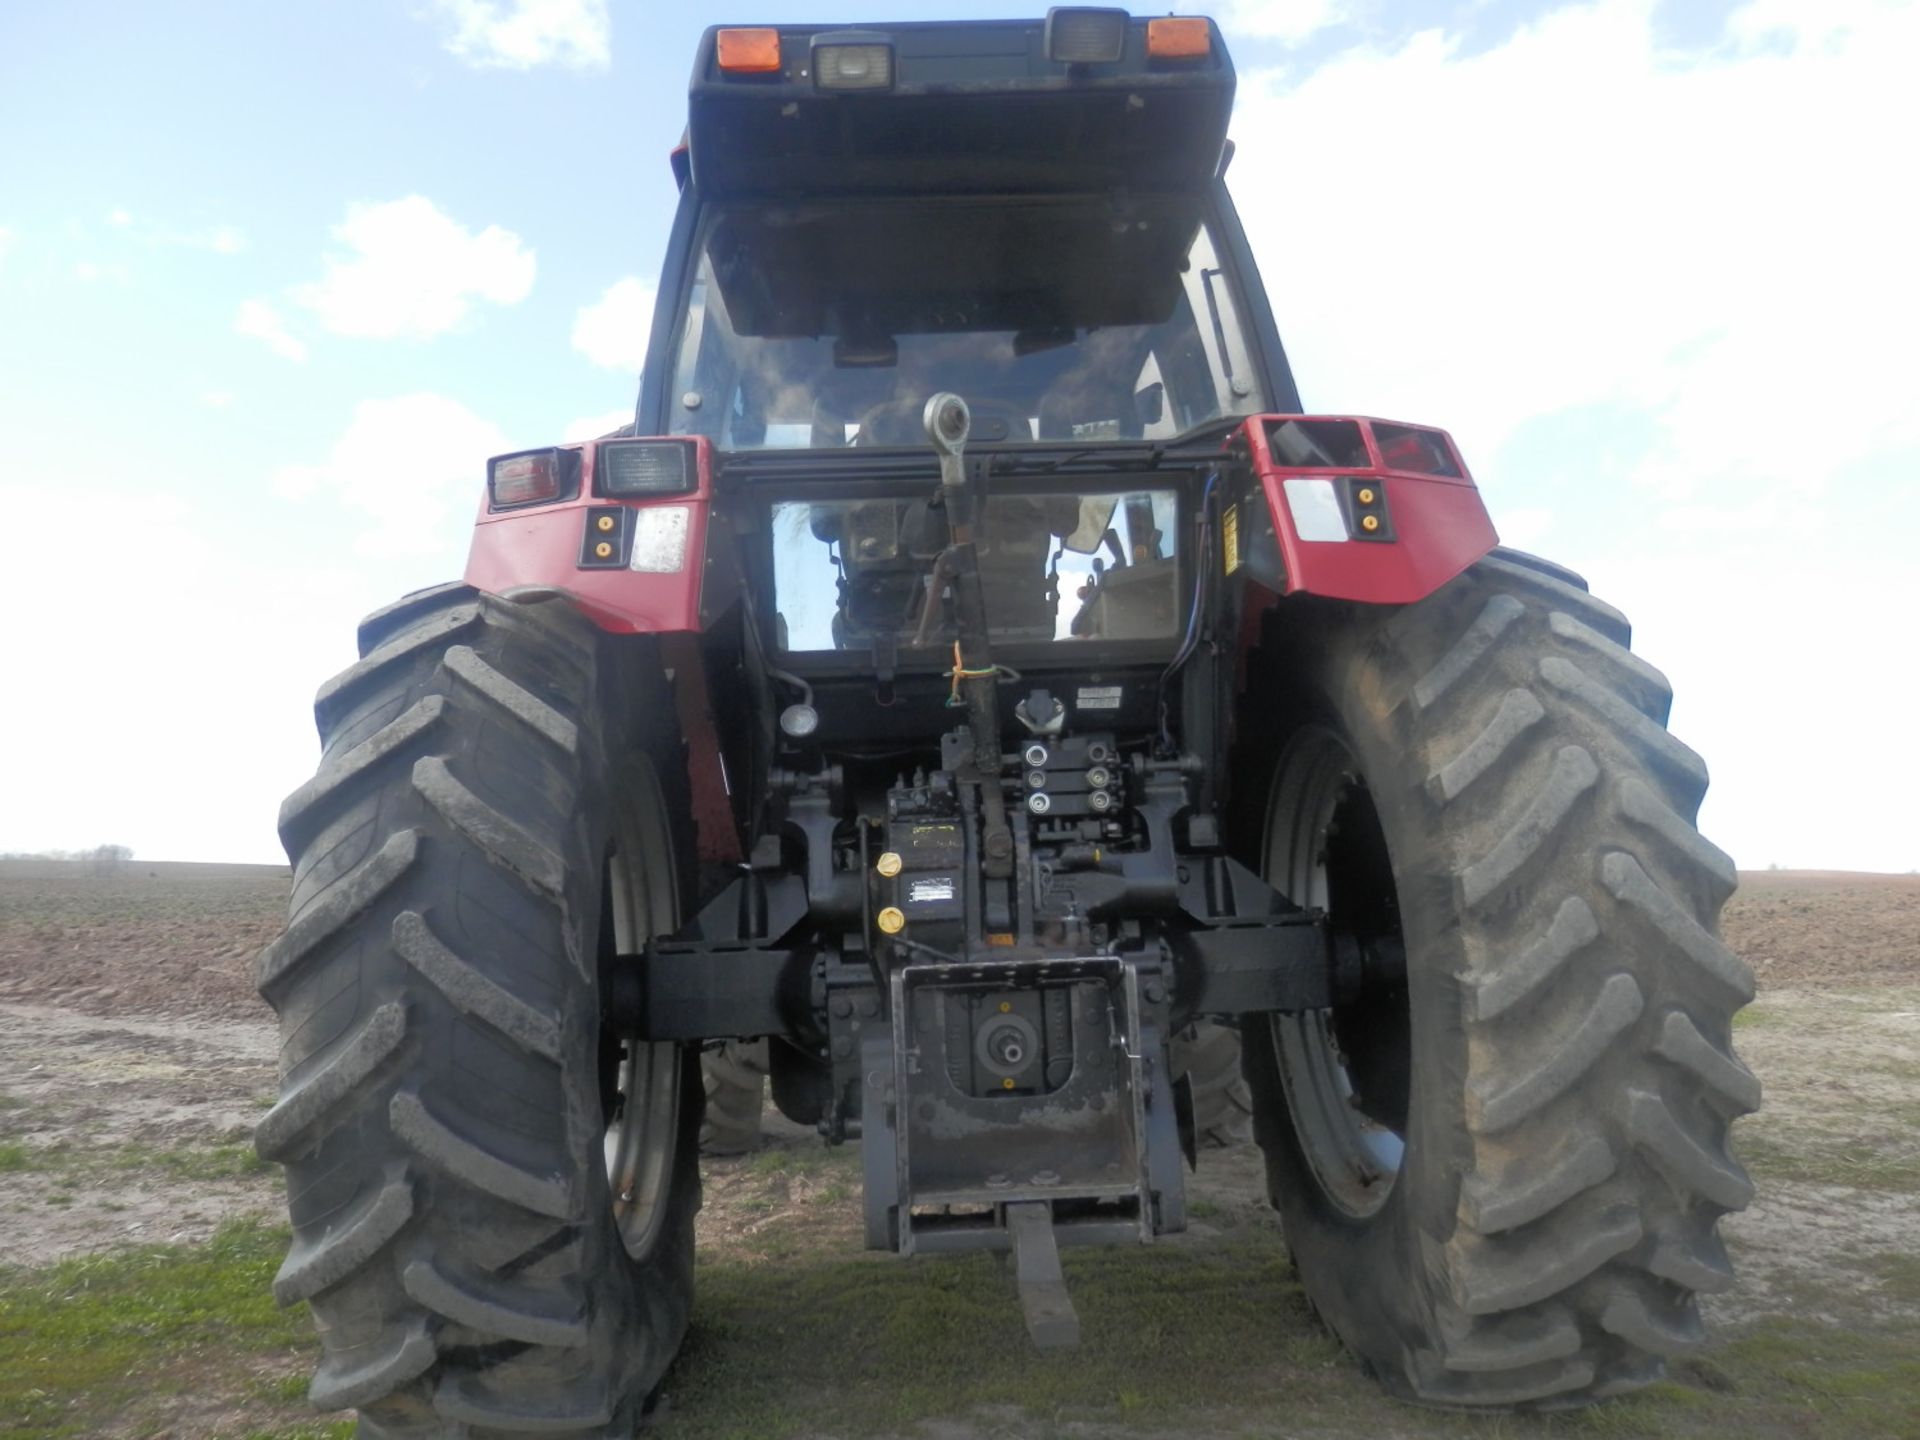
[1203,0,1346,45]
[202,225,247,255]
[563,407,634,440]
[1227,0,1919,870]
[1232,0,1918,474]
[292,196,535,341]
[0,479,424,862]
[432,0,610,70]
[572,277,653,371]
[108,207,133,227]
[234,299,307,362]
[202,389,236,408]
[272,394,510,557]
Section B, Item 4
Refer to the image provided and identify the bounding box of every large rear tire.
[699,1040,769,1156]
[255,582,701,1437]
[1173,1022,1255,1148]
[1236,550,1758,1406]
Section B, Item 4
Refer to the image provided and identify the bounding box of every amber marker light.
[1146,17,1210,58]
[717,28,781,73]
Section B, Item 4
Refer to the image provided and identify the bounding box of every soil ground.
[1,861,1917,1438]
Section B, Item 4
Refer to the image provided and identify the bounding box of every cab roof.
[686,13,1235,199]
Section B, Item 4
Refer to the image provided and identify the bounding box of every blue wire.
[1157,470,1218,748]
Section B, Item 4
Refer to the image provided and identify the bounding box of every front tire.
[255,583,701,1437]
[699,1040,769,1156]
[1237,550,1758,1406]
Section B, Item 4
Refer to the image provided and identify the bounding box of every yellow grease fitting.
[596,514,617,532]
[876,851,903,878]
[1361,515,1381,532]
[594,541,614,558]
[876,906,906,934]
[1357,488,1376,505]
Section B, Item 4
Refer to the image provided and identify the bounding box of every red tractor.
[258,11,1756,1434]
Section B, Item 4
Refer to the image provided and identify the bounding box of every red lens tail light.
[488,448,579,509]
[1374,423,1464,479]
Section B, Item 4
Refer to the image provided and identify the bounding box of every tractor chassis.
[604,769,1398,1345]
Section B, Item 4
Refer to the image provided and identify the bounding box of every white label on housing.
[629,505,692,573]
[1076,686,1123,710]
[908,879,955,903]
[1282,477,1350,542]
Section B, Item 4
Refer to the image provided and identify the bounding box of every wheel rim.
[602,759,682,1262]
[1264,726,1411,1221]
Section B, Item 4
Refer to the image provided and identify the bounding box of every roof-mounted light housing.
[1044,7,1129,65]
[812,31,894,90]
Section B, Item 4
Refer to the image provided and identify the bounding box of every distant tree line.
[0,844,136,874]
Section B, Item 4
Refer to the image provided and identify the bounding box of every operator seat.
[1036,388,1139,443]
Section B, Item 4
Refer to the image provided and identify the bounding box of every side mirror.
[1134,382,1165,427]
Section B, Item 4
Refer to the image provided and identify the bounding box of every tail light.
[488,448,579,509]
[1374,423,1463,479]
[597,439,697,498]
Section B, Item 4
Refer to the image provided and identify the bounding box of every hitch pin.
[1105,999,1144,1061]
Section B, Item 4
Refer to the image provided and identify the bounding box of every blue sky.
[1,0,1914,871]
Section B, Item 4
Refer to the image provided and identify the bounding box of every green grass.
[745,1141,859,1180]
[0,1216,1917,1439]
[1737,1130,1920,1192]
[140,1140,273,1181]
[0,1136,272,1185]
[0,1219,312,1440]
[662,1242,1359,1438]
[660,1263,1920,1440]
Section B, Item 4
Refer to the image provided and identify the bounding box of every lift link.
[924,392,1015,879]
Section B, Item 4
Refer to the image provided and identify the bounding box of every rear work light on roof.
[812,31,894,90]
[1045,7,1128,65]
[489,448,578,509]
[716,27,781,74]
[597,440,697,498]
[1146,17,1211,59]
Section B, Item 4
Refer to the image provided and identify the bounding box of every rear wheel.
[1238,551,1758,1406]
[699,1040,769,1156]
[1173,1022,1255,1148]
[255,583,701,1437]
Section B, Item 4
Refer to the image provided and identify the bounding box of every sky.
[0,0,1914,872]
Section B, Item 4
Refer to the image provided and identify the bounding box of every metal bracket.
[1007,1201,1080,1348]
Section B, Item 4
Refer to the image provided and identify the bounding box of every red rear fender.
[1237,415,1498,605]
[463,435,716,634]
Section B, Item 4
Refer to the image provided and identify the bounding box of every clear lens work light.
[813,31,894,90]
